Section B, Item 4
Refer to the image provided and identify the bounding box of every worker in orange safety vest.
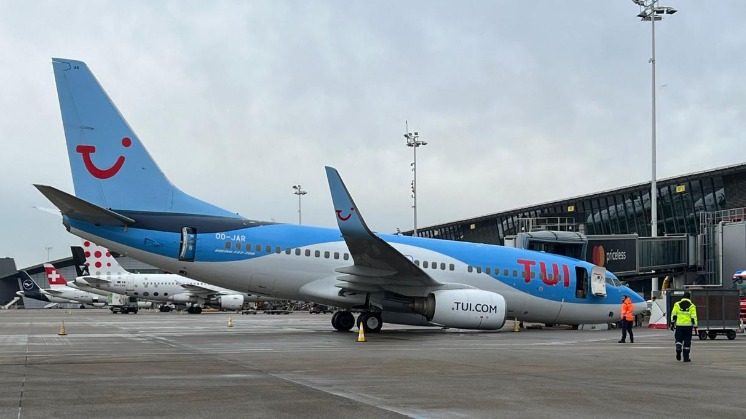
[618,295,634,343]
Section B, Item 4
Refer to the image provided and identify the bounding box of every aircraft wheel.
[194,306,202,314]
[80,305,86,309]
[332,311,355,332]
[187,306,194,314]
[331,311,341,330]
[357,312,383,333]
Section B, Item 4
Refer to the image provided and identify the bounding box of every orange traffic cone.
[58,320,67,336]
[227,316,233,328]
[513,317,520,332]
[357,322,366,342]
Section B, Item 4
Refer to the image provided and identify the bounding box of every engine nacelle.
[218,294,244,311]
[411,289,507,330]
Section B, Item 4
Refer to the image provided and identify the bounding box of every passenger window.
[225,242,231,249]
[467,266,473,273]
[423,261,429,268]
[255,244,261,252]
[531,272,536,279]
[449,264,454,271]
[266,245,272,253]
[440,263,446,270]
[504,269,509,276]
[275,247,281,254]
[334,252,339,259]
[314,250,320,257]
[295,249,301,256]
[305,249,311,257]
[344,253,350,260]
[485,267,491,275]
[476,266,482,274]
[415,260,420,266]
[324,251,330,258]
[513,270,518,277]
[236,243,242,250]
[285,248,291,254]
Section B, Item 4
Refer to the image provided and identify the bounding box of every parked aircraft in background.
[71,240,271,313]
[43,263,108,307]
[36,58,645,332]
[16,270,97,308]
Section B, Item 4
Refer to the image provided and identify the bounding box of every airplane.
[35,57,646,333]
[16,270,98,308]
[43,263,108,307]
[70,240,275,313]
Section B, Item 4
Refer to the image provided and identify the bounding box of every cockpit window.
[606,276,622,287]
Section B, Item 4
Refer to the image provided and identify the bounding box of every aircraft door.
[590,266,607,297]
[125,276,134,292]
[179,227,197,262]
[575,267,588,299]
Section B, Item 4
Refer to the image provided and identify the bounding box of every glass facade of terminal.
[413,164,746,246]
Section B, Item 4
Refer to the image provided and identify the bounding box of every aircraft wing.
[77,276,112,286]
[325,167,443,290]
[178,283,221,296]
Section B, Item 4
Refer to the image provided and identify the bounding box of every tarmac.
[1,309,746,419]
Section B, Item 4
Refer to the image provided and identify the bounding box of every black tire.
[194,306,202,314]
[357,312,383,333]
[333,311,355,332]
[708,331,717,340]
[698,330,707,340]
[727,330,737,340]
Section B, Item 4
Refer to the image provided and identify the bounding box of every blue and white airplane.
[36,58,645,333]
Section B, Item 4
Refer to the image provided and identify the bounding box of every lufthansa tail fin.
[51,58,235,217]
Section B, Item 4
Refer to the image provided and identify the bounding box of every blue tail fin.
[52,58,234,216]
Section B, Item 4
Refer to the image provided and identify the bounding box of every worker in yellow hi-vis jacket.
[670,292,698,363]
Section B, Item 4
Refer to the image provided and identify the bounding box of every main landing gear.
[186,305,202,314]
[330,311,383,333]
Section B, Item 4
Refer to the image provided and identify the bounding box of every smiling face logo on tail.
[336,207,355,221]
[76,137,131,179]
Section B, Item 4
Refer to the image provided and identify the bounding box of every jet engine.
[217,294,244,311]
[411,289,507,330]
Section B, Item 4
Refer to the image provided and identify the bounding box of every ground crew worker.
[618,294,634,343]
[670,291,698,362]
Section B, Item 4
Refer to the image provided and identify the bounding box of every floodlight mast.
[632,0,677,292]
[292,185,307,225]
[404,121,427,236]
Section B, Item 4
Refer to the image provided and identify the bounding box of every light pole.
[632,0,676,291]
[404,121,427,236]
[44,246,53,261]
[292,185,307,225]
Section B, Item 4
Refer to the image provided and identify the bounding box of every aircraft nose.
[633,301,647,315]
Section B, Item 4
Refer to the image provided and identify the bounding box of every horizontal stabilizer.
[34,184,134,226]
[77,276,111,285]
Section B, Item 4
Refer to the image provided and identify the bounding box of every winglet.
[325,166,374,238]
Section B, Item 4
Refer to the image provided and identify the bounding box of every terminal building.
[3,163,746,307]
[409,162,746,298]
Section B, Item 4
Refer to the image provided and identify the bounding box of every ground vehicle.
[670,288,740,340]
[732,271,746,328]
[108,293,138,314]
[309,304,333,314]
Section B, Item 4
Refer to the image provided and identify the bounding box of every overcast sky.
[1,1,745,268]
